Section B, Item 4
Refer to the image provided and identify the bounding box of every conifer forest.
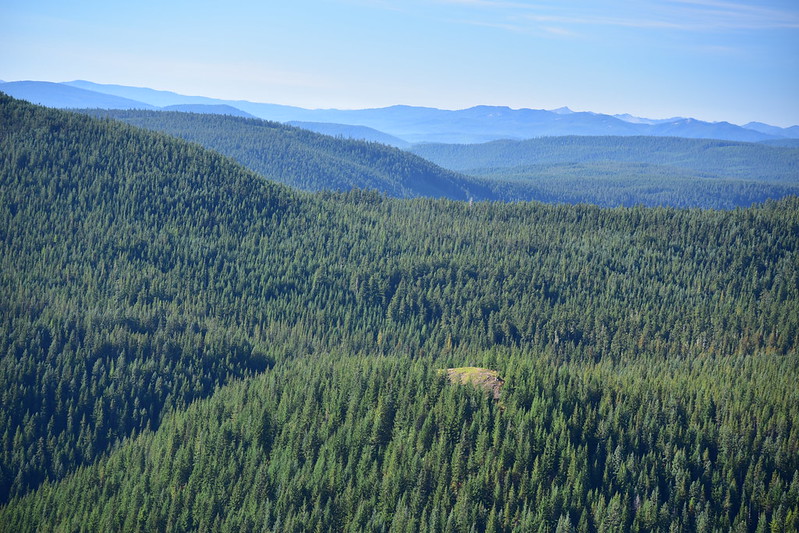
[1,94,798,531]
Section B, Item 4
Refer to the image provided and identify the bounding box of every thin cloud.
[432,0,799,31]
[449,17,583,39]
[687,44,746,55]
[524,7,799,32]
[670,0,797,18]
[449,18,529,33]
[540,26,579,38]
[524,13,692,31]
[436,0,546,8]
[664,0,799,29]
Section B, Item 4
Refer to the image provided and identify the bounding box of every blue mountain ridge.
[0,81,156,110]
[286,121,410,148]
[3,80,797,144]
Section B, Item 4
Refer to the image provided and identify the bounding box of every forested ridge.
[409,136,799,180]
[79,108,490,200]
[1,94,798,531]
[83,110,799,209]
[411,137,799,209]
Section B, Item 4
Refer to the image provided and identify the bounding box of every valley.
[1,94,798,531]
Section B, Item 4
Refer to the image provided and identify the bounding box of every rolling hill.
[74,110,799,208]
[1,94,798,531]
[409,136,799,180]
[79,109,490,200]
[409,136,799,208]
[161,104,256,118]
[77,107,798,208]
[287,120,410,148]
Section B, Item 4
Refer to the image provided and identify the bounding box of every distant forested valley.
[1,94,798,531]
[83,109,799,209]
[411,136,799,209]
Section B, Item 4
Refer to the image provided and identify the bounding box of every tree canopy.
[1,94,797,531]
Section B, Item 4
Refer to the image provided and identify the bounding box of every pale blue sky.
[2,0,798,126]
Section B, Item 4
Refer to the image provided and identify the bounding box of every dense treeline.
[2,352,797,532]
[467,162,799,209]
[1,94,798,530]
[409,136,799,181]
[1,94,295,502]
[411,136,799,208]
[83,110,799,208]
[79,109,489,200]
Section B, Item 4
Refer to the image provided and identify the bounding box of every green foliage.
[411,136,799,208]
[1,94,798,531]
[2,353,797,532]
[80,108,489,200]
[80,110,799,209]
[469,162,799,209]
[410,136,799,181]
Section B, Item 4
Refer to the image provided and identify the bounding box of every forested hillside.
[286,121,410,148]
[1,94,798,531]
[83,110,799,208]
[80,109,488,200]
[411,136,799,208]
[467,162,799,209]
[410,136,799,179]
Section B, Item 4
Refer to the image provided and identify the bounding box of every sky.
[2,0,798,126]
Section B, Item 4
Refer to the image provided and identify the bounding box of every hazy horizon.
[2,0,798,127]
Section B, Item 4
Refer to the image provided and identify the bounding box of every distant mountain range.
[2,79,798,144]
[162,104,256,118]
[77,108,799,209]
[743,121,799,138]
[0,81,159,110]
[286,121,410,148]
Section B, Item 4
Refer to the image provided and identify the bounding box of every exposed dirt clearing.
[444,367,504,400]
